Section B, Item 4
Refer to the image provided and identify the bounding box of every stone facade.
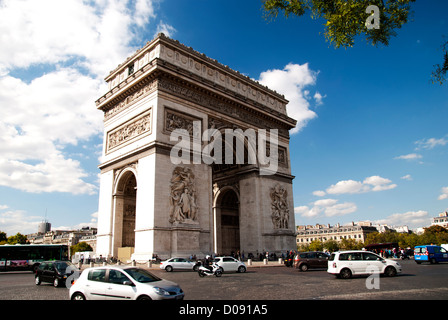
[296,222,378,247]
[95,34,297,261]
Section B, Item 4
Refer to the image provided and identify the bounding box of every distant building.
[27,227,97,252]
[296,222,377,246]
[431,211,448,228]
[37,221,51,234]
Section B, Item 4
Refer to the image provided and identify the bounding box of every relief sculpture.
[107,112,152,152]
[270,184,290,229]
[169,167,198,224]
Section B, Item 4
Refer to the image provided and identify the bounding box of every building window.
[128,64,134,75]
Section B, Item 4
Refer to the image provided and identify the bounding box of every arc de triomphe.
[95,34,297,261]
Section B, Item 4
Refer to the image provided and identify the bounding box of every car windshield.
[54,262,76,273]
[124,268,161,283]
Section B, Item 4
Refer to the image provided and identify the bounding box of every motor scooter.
[198,262,223,277]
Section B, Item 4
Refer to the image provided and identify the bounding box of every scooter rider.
[203,255,213,272]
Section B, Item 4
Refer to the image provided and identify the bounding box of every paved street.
[1,259,448,300]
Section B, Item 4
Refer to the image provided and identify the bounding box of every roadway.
[1,259,447,300]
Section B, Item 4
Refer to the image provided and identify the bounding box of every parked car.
[35,260,79,287]
[160,257,198,272]
[69,266,184,300]
[214,256,246,273]
[414,245,448,264]
[327,250,402,279]
[294,251,330,272]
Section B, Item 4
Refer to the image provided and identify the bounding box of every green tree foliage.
[365,226,448,248]
[0,231,7,244]
[7,233,28,245]
[70,241,93,257]
[297,226,448,253]
[262,0,415,48]
[323,239,339,252]
[309,239,324,251]
[262,0,446,84]
[431,39,448,85]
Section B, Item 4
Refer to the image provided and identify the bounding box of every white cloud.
[155,21,177,38]
[313,91,326,106]
[0,208,43,235]
[438,187,448,200]
[401,174,412,180]
[326,179,369,195]
[295,198,357,218]
[0,69,102,194]
[0,0,160,195]
[374,210,430,229]
[363,175,397,192]
[394,153,423,160]
[258,63,323,134]
[317,175,397,196]
[415,136,448,150]
[0,0,157,77]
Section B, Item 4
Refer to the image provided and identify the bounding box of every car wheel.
[53,278,60,287]
[165,265,173,272]
[340,268,352,279]
[300,264,309,272]
[384,266,397,277]
[35,276,41,285]
[193,265,199,272]
[430,258,437,264]
[137,295,152,300]
[238,266,246,273]
[71,292,86,300]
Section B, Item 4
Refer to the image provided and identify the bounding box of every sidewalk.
[78,259,286,271]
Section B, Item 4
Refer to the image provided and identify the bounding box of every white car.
[327,250,402,279]
[160,257,198,272]
[69,266,184,300]
[214,256,246,273]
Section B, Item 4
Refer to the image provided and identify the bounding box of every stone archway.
[213,187,240,256]
[112,169,137,257]
[95,34,297,261]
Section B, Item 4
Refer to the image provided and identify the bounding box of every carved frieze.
[158,77,290,138]
[270,184,290,229]
[164,108,201,139]
[103,78,158,121]
[107,110,152,153]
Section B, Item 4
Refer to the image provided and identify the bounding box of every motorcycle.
[198,262,223,277]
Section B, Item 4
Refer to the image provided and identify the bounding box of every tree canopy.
[262,0,415,48]
[262,0,447,84]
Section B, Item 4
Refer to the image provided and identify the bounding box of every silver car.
[69,266,184,300]
[160,257,198,272]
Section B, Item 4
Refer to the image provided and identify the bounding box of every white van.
[327,250,402,279]
[71,251,94,264]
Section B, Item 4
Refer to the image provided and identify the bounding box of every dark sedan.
[35,260,79,287]
[294,251,330,272]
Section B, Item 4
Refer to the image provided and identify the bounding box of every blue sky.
[0,0,447,235]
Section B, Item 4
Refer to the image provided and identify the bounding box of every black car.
[35,261,79,287]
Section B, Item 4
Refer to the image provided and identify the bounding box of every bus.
[0,244,68,272]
